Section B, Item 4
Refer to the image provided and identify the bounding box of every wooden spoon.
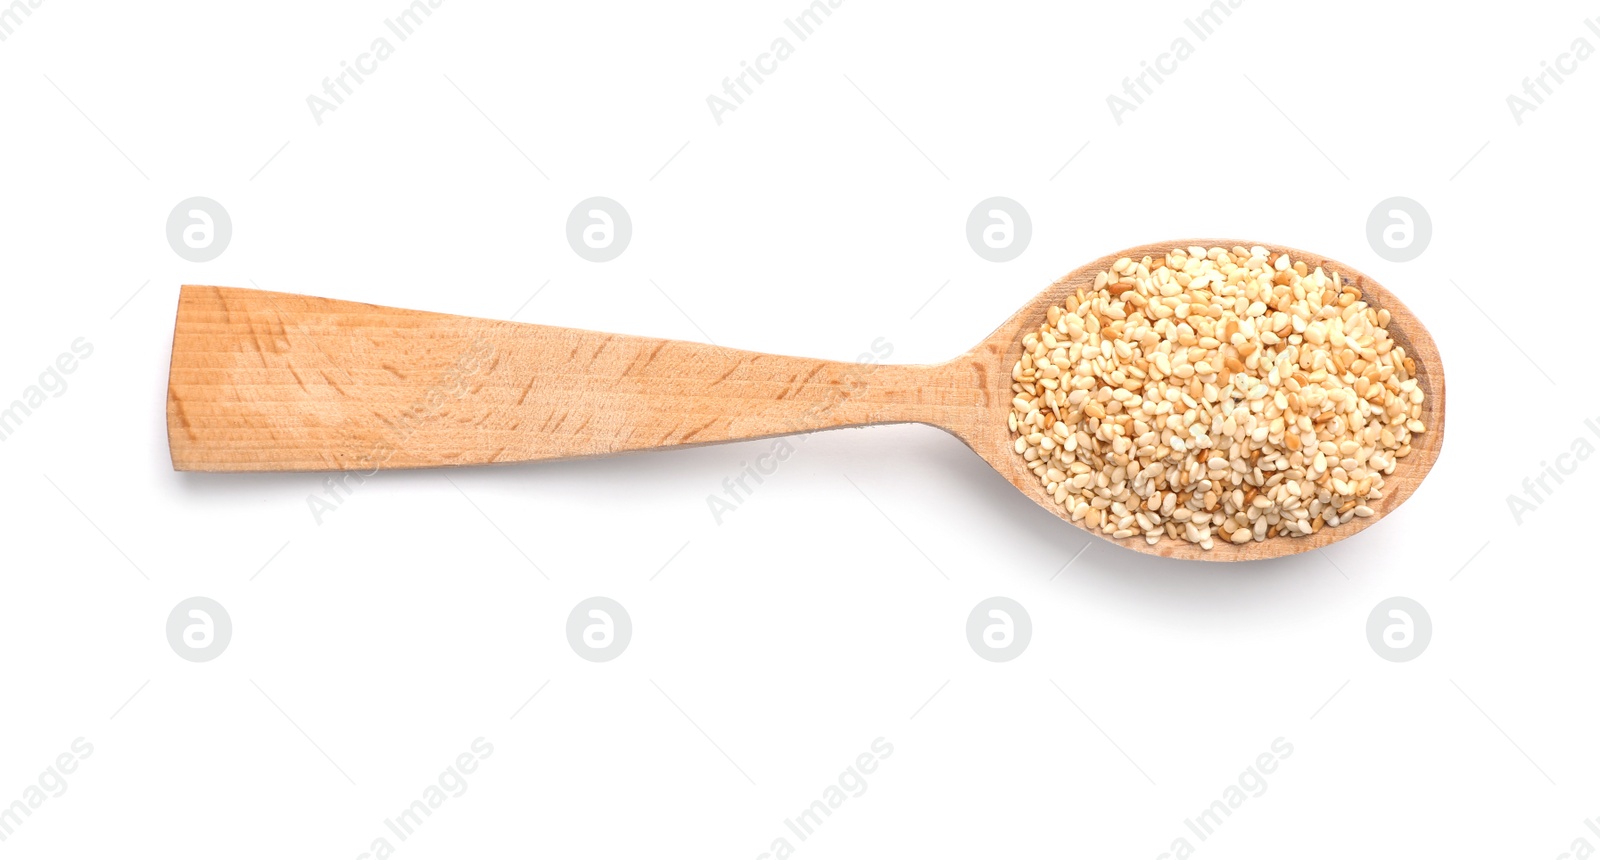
[168,239,1444,561]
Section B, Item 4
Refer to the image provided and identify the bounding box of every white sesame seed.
[1008,247,1425,551]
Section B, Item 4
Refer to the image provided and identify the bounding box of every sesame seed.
[1008,248,1425,551]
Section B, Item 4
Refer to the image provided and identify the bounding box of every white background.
[1,0,1596,857]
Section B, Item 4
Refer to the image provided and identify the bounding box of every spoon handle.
[167,286,983,472]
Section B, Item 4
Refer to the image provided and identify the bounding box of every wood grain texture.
[166,285,983,470]
[167,239,1445,562]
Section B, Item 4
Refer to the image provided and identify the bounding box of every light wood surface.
[167,240,1444,561]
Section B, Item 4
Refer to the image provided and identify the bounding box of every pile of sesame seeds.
[1008,246,1426,550]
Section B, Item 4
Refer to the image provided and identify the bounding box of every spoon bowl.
[951,239,1444,561]
[167,239,1443,561]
